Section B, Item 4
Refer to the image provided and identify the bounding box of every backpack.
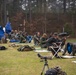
[0,46,7,50]
[67,43,72,54]
[45,68,57,75]
[45,66,67,75]
[17,45,35,51]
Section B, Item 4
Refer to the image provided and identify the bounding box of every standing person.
[33,32,41,46]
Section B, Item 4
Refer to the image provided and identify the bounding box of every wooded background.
[0,0,76,36]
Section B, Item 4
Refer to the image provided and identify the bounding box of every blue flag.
[0,26,4,40]
[5,22,12,34]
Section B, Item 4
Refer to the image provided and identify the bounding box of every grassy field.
[0,39,76,75]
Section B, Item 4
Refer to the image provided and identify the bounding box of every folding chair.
[48,42,63,59]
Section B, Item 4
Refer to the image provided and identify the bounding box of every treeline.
[0,0,76,36]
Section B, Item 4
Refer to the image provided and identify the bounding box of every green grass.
[67,38,76,43]
[0,39,76,75]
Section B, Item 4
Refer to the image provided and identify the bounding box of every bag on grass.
[0,46,7,50]
[17,45,35,51]
[45,66,67,75]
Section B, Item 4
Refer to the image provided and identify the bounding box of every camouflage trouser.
[72,44,76,56]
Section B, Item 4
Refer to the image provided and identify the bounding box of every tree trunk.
[63,0,66,13]
[44,0,47,33]
[4,0,7,25]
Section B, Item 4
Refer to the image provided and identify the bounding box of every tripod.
[41,57,49,75]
